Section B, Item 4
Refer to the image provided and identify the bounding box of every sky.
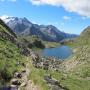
[0,0,90,34]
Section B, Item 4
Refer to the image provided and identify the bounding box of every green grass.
[0,20,23,86]
[0,37,25,86]
[28,61,49,90]
[18,35,60,48]
[43,41,60,48]
[61,75,90,90]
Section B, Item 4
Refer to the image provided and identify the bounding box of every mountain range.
[0,16,78,42]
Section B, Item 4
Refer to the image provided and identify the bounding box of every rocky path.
[8,57,40,90]
[19,57,40,90]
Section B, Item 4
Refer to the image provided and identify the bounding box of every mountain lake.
[41,46,72,60]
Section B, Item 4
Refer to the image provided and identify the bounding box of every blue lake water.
[41,46,72,60]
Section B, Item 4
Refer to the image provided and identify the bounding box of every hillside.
[1,16,77,42]
[60,26,90,78]
[0,19,30,87]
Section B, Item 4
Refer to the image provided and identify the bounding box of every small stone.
[21,82,27,87]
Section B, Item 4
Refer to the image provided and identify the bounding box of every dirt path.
[19,57,40,90]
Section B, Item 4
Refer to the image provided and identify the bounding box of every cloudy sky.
[0,0,90,34]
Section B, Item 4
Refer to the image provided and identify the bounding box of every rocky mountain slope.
[1,16,77,42]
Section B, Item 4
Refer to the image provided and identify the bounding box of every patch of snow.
[0,15,15,23]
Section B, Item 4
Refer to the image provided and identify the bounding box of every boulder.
[11,79,21,86]
[44,74,52,83]
[14,72,22,78]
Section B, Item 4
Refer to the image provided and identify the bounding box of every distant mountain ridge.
[0,16,78,42]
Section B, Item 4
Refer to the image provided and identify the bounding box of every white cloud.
[30,0,90,17]
[62,16,70,20]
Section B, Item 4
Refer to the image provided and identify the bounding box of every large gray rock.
[11,79,21,86]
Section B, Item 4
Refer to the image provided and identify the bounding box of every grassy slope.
[0,20,25,87]
[18,35,60,48]
[28,57,90,90]
[43,41,60,48]
[59,27,90,90]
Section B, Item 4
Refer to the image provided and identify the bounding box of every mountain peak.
[0,15,17,23]
[0,16,31,24]
[0,15,10,20]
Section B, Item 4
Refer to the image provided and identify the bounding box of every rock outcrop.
[44,74,69,90]
[31,51,62,71]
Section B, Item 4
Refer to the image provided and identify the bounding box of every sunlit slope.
[61,26,90,78]
[0,19,25,86]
